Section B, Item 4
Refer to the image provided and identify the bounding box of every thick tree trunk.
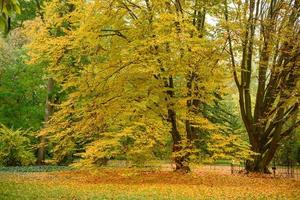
[245,148,273,174]
[37,78,55,165]
[245,160,271,173]
[172,144,190,173]
[245,130,280,173]
[245,146,277,174]
[166,76,191,173]
[168,101,190,173]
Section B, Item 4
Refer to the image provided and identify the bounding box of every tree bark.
[37,78,55,165]
[245,160,271,173]
[166,76,191,173]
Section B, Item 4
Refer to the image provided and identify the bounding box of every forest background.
[0,0,299,174]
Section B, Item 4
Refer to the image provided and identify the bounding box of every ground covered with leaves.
[0,168,299,200]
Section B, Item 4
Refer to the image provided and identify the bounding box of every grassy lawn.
[0,168,300,200]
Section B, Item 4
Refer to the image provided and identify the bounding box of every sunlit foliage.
[0,124,35,166]
[25,0,245,169]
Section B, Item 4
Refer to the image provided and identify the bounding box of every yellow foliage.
[25,0,230,166]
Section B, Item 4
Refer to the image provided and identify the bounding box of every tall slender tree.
[224,0,299,172]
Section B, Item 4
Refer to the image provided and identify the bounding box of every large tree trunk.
[37,78,55,165]
[245,160,270,173]
[245,141,279,174]
[172,144,190,173]
[169,111,190,173]
[245,141,275,173]
[166,76,191,173]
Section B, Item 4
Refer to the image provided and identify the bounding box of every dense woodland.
[0,0,299,173]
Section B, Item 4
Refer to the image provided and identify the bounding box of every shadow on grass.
[0,165,73,173]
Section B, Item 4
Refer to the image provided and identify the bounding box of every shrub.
[0,124,35,166]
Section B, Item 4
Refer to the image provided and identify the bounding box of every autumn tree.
[26,0,230,171]
[223,0,299,172]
